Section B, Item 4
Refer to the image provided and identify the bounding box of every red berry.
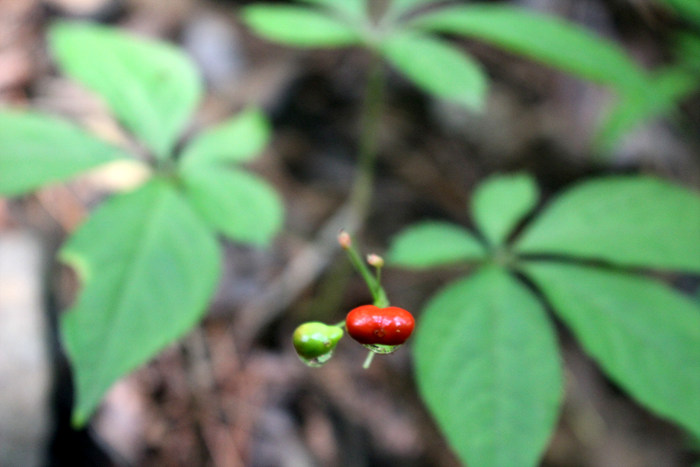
[345,305,415,346]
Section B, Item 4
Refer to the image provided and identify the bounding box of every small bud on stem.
[338,230,352,249]
[367,253,384,268]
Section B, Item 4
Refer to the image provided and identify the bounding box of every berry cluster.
[292,232,415,368]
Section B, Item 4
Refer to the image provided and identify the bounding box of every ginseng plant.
[0,22,283,426]
[242,1,700,466]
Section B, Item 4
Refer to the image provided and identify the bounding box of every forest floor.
[1,0,699,466]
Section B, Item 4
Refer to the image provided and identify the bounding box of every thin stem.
[362,350,376,369]
[346,241,376,290]
[342,234,390,307]
[348,54,385,229]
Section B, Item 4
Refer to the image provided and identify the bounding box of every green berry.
[293,322,344,366]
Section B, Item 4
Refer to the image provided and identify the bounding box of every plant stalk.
[348,54,385,230]
[342,233,390,307]
[362,350,376,369]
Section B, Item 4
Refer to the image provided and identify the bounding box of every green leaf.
[659,0,700,27]
[409,4,648,91]
[415,266,562,467]
[0,112,129,195]
[523,262,700,438]
[49,21,201,159]
[180,166,283,246]
[515,176,700,273]
[472,173,538,246]
[387,0,443,18]
[387,221,487,268]
[674,33,700,74]
[241,5,361,48]
[180,108,271,169]
[299,0,367,21]
[380,31,487,110]
[60,179,220,425]
[595,68,698,152]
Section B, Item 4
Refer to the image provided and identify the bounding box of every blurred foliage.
[390,175,700,467]
[0,22,283,425]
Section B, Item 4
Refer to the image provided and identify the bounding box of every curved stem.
[342,233,390,307]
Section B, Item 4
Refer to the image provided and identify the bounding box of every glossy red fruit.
[345,305,415,346]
